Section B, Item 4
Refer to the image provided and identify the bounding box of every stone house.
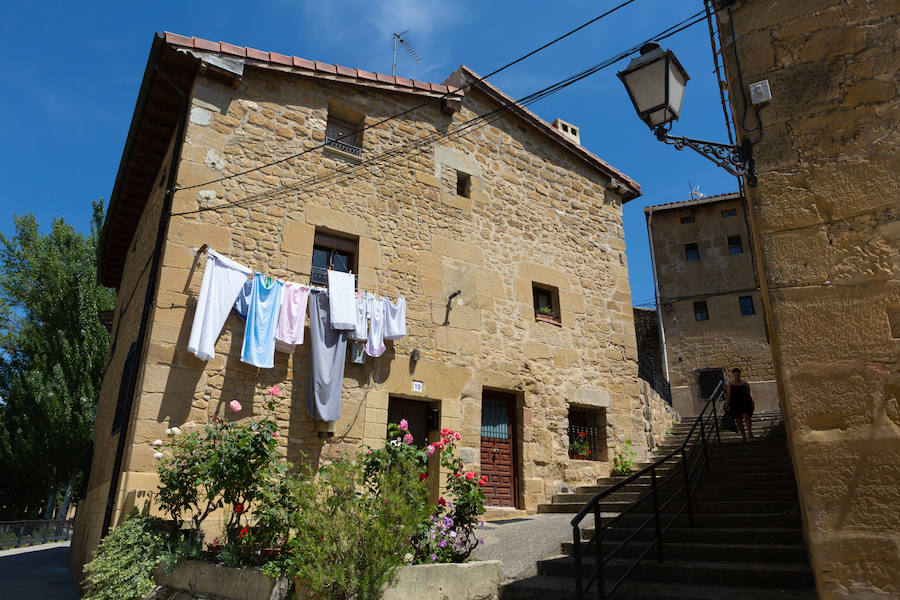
[69,32,666,577]
[715,1,899,597]
[644,192,776,416]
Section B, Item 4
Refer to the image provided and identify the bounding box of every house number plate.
[412,381,423,392]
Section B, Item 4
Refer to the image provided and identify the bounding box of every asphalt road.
[0,542,80,600]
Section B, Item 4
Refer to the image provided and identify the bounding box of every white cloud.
[364,0,461,39]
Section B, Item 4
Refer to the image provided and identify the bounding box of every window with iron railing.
[310,231,358,288]
[567,406,607,461]
[324,115,362,158]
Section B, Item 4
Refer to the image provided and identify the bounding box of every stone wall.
[632,307,663,368]
[638,379,679,455]
[82,62,645,563]
[717,1,899,597]
[69,134,177,583]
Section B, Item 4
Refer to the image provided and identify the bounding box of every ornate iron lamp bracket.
[654,126,757,186]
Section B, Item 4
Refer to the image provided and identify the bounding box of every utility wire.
[170,10,708,217]
[175,0,641,192]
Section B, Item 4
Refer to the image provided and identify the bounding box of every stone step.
[501,576,816,600]
[604,511,803,529]
[535,556,815,589]
[594,469,795,488]
[540,499,800,515]
[559,541,808,564]
[590,526,804,546]
[556,485,798,505]
[576,478,797,497]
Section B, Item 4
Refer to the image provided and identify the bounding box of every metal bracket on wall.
[654,126,757,186]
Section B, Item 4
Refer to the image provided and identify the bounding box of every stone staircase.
[502,411,817,599]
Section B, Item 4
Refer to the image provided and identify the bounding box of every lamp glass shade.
[618,44,690,129]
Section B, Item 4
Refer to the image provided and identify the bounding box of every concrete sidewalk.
[0,542,80,599]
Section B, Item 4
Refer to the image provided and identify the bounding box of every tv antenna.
[689,181,705,200]
[392,30,422,76]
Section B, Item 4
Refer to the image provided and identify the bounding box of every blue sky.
[0,0,738,308]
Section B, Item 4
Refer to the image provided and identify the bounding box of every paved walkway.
[474,513,592,582]
[0,542,80,599]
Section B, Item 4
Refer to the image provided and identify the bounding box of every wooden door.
[480,392,517,508]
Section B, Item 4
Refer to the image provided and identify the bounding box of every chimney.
[551,118,580,145]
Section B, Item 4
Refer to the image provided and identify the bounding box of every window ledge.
[324,143,363,162]
[535,313,562,326]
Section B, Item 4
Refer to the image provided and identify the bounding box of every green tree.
[0,201,115,518]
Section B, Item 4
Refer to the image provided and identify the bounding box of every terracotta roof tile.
[219,41,245,57]
[315,61,337,74]
[644,192,742,212]
[335,64,356,78]
[193,37,219,52]
[269,51,292,66]
[163,32,462,99]
[245,47,269,61]
[165,32,193,47]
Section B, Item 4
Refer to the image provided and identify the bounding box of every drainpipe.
[101,58,192,537]
[646,211,670,381]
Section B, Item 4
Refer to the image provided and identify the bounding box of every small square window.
[567,406,607,462]
[728,235,743,255]
[722,208,737,218]
[570,127,578,136]
[532,283,561,324]
[694,301,709,321]
[311,230,358,287]
[739,296,755,316]
[685,243,700,262]
[680,216,694,224]
[324,114,362,157]
[456,171,471,198]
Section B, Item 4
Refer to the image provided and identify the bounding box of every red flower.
[238,527,248,538]
[465,472,475,481]
[578,432,586,438]
[234,504,244,514]
[438,497,446,507]
[419,472,428,481]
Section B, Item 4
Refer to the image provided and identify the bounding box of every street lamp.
[618,42,756,185]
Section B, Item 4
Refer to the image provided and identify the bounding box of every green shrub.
[612,439,636,476]
[270,457,431,600]
[82,509,169,600]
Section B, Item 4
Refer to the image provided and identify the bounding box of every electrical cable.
[726,6,763,136]
[170,10,708,218]
[175,0,642,193]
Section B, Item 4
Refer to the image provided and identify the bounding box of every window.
[324,114,362,157]
[684,243,700,262]
[728,235,744,255]
[567,406,607,462]
[532,283,561,324]
[694,301,709,321]
[570,127,578,136]
[456,171,471,198]
[111,343,140,434]
[311,230,357,287]
[680,216,694,224]
[722,208,737,218]
[739,296,755,316]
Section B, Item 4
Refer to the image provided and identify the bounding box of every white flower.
[153,452,164,459]
[403,553,414,564]
[389,439,402,447]
[171,426,182,435]
[165,428,173,435]
[152,440,163,446]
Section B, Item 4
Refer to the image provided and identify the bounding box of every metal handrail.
[571,381,726,599]
[0,519,75,549]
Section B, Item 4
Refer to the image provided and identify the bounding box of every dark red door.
[480,392,517,508]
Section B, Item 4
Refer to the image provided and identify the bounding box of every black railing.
[637,353,671,405]
[571,381,725,599]
[0,519,75,549]
[324,136,362,157]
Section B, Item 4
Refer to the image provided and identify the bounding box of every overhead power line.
[175,0,640,192]
[170,10,707,217]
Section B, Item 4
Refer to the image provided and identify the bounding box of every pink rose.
[399,419,408,432]
[229,400,242,413]
[426,445,435,457]
[465,472,475,481]
[272,431,279,438]
[268,386,282,397]
[403,433,414,445]
[455,432,461,441]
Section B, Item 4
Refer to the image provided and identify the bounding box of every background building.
[716,1,899,596]
[69,32,674,578]
[645,192,777,416]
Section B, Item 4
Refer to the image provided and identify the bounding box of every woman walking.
[726,368,754,441]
